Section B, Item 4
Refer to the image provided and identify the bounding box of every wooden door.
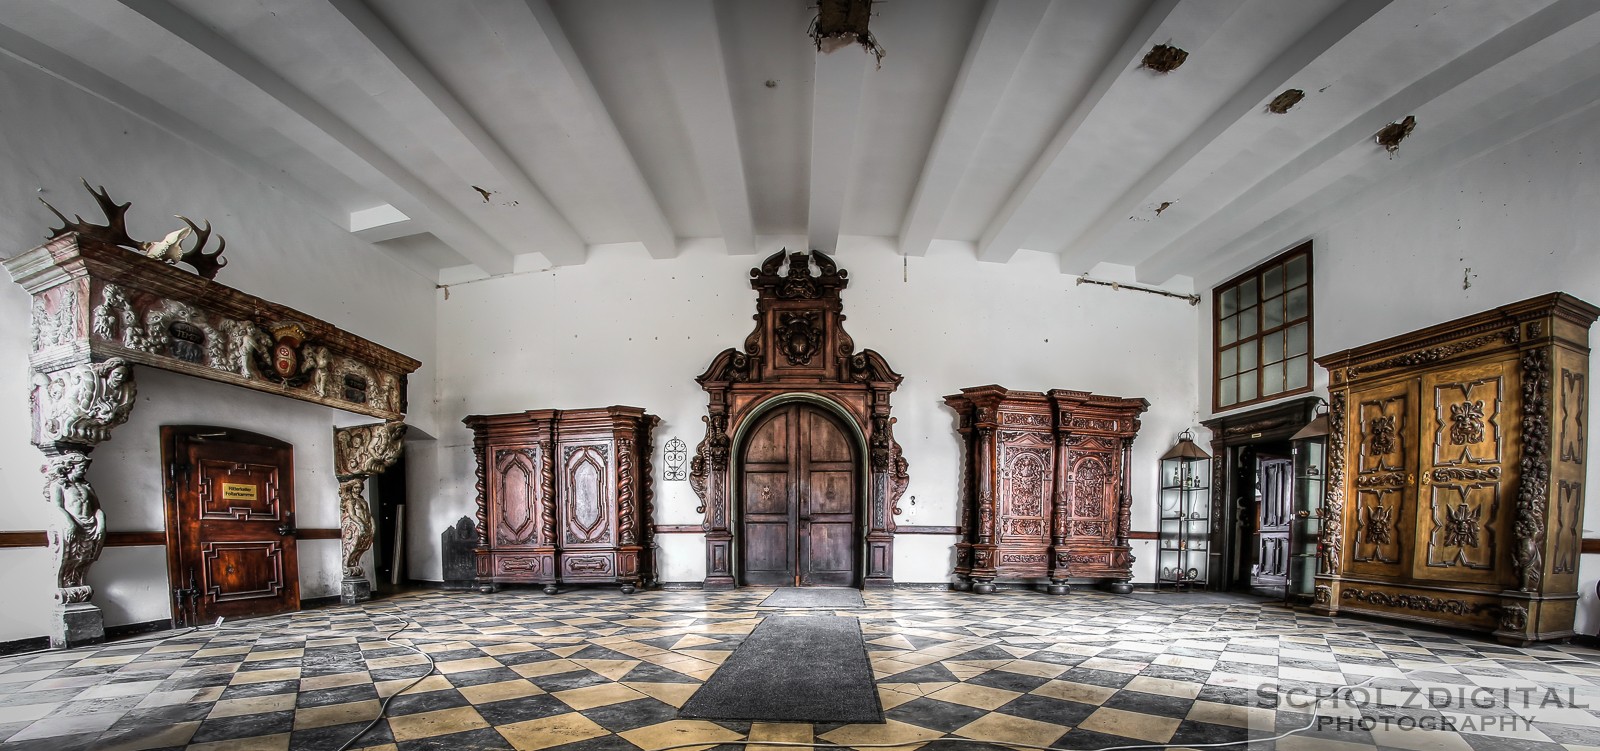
[1251,455,1292,589]
[163,427,299,624]
[740,404,859,587]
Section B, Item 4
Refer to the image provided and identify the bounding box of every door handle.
[276,512,296,537]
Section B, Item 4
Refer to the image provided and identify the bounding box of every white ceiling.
[4,0,1598,283]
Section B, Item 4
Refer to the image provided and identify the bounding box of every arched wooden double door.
[740,403,860,587]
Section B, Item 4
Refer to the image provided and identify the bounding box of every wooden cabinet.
[945,386,1148,594]
[465,406,657,594]
[1315,294,1596,644]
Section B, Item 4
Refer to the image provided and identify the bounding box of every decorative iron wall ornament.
[663,437,688,481]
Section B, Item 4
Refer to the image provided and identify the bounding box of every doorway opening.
[1225,443,1293,598]
[370,452,408,595]
[161,426,300,626]
[735,400,864,588]
[1202,396,1322,601]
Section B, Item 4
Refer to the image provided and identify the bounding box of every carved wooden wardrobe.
[1314,293,1595,644]
[465,407,657,593]
[945,386,1148,593]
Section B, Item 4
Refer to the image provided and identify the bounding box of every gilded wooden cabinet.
[465,406,657,594]
[945,386,1148,594]
[1315,294,1595,644]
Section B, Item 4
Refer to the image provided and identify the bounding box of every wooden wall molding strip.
[1584,538,1600,555]
[894,526,962,535]
[653,525,706,534]
[0,529,344,546]
[1129,531,1158,540]
[0,531,46,548]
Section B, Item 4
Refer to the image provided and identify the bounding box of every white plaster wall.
[430,235,1200,585]
[1197,110,1600,634]
[0,53,436,642]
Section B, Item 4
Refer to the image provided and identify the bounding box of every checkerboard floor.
[0,588,1595,750]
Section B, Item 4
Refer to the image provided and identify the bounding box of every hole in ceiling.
[1267,89,1305,114]
[810,0,885,64]
[1140,44,1188,74]
[1374,116,1416,154]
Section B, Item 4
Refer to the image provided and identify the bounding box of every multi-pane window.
[1214,243,1313,411]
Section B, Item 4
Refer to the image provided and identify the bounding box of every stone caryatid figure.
[43,452,106,604]
[333,421,407,602]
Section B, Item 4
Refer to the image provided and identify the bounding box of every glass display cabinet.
[1158,430,1211,591]
[1287,401,1329,605]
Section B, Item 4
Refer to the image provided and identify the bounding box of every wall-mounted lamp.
[1291,398,1330,440]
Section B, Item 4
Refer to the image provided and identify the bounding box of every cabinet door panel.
[1413,359,1518,584]
[997,432,1052,550]
[492,446,540,547]
[561,444,613,546]
[1348,379,1416,578]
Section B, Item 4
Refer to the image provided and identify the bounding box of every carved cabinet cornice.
[465,407,657,594]
[1314,293,1596,644]
[945,385,1149,594]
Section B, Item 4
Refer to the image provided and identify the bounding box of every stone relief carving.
[143,299,228,368]
[32,287,78,351]
[43,452,106,604]
[92,283,148,349]
[88,283,408,418]
[334,421,408,580]
[35,358,136,445]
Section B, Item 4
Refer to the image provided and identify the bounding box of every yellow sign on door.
[221,482,258,502]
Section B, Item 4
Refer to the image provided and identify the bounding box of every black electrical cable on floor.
[335,614,436,751]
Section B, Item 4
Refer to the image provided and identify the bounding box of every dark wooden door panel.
[1252,456,1292,589]
[740,404,859,587]
[164,427,298,624]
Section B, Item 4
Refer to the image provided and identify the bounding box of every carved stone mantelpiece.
[334,421,407,603]
[9,194,422,647]
[1315,293,1596,644]
[690,250,907,589]
[7,235,420,420]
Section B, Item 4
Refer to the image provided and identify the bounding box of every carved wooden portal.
[691,250,907,589]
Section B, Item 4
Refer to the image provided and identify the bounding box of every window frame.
[1211,242,1315,412]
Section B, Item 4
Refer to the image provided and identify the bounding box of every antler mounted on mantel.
[39,179,229,280]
